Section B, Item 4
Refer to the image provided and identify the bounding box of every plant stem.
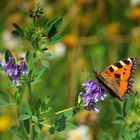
[55,106,80,115]
[27,82,32,106]
[16,106,29,139]
[27,82,35,140]
[16,86,29,139]
[30,118,34,140]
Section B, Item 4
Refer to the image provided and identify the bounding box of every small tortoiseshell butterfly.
[93,57,138,100]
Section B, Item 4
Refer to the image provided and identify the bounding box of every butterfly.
[93,57,138,100]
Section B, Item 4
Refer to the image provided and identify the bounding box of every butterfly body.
[93,57,138,100]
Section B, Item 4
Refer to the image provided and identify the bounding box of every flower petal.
[93,107,100,113]
[2,56,28,86]
[78,80,107,113]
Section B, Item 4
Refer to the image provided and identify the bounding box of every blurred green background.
[0,0,140,139]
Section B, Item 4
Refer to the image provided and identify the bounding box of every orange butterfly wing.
[99,57,137,100]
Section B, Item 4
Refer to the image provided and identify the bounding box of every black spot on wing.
[114,73,121,79]
[123,59,130,65]
[114,62,123,68]
[109,67,114,72]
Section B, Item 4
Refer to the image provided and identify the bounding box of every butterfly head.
[93,70,99,79]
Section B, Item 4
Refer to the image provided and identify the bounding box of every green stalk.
[27,82,32,108]
[55,106,80,115]
[27,82,35,140]
[16,106,29,139]
[16,86,29,139]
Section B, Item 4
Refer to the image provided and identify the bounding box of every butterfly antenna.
[90,52,97,77]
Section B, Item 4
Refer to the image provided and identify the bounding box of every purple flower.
[78,80,107,113]
[2,57,28,86]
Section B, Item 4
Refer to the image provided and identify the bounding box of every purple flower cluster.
[2,57,28,86]
[78,80,107,113]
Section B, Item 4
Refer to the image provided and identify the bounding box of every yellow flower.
[41,124,52,135]
[106,22,120,35]
[62,34,77,49]
[0,116,12,132]
[129,7,140,20]
[76,110,97,124]
[41,124,55,140]
[41,125,49,134]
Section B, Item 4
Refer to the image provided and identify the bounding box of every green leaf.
[44,18,49,28]
[13,23,23,33]
[135,91,140,98]
[65,123,77,131]
[40,97,51,112]
[11,91,22,103]
[0,90,9,102]
[41,59,50,68]
[62,107,79,120]
[47,36,62,46]
[48,18,63,38]
[55,115,66,132]
[44,17,59,30]
[31,66,46,84]
[5,50,13,62]
[19,114,30,120]
[112,101,122,114]
[0,60,4,71]
[33,66,46,80]
[22,104,32,115]
[104,133,112,140]
[12,23,24,37]
[26,50,33,71]
[41,51,52,59]
[34,125,41,134]
[33,97,41,111]
[123,96,134,117]
[44,96,50,105]
[113,115,124,124]
[120,129,137,140]
[32,116,38,122]
[31,78,42,85]
[12,30,22,37]
[45,127,55,136]
[10,125,23,138]
[23,119,30,134]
